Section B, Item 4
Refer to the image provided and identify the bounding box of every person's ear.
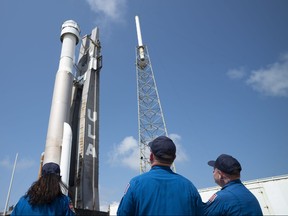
[150,152,154,162]
[218,171,223,179]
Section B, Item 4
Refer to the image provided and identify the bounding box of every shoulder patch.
[208,193,217,203]
[124,183,130,194]
[69,199,76,213]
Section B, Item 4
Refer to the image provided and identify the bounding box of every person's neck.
[151,161,171,167]
[222,177,240,186]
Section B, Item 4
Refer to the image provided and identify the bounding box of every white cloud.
[169,134,188,162]
[86,0,127,22]
[246,54,288,97]
[0,157,11,168]
[227,53,288,97]
[108,136,139,171]
[0,156,35,170]
[227,67,246,80]
[16,158,35,169]
[108,134,188,171]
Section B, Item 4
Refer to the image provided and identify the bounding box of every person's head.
[208,154,242,187]
[148,136,176,166]
[27,162,65,205]
[41,162,61,176]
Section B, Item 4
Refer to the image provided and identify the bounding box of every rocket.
[42,20,102,211]
[43,20,80,166]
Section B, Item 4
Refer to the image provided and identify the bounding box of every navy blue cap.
[41,162,60,176]
[208,154,242,175]
[148,136,176,163]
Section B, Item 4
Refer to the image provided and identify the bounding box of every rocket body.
[43,20,80,165]
[42,20,101,211]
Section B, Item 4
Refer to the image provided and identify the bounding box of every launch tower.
[135,16,175,173]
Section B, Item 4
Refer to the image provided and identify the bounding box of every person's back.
[11,162,75,216]
[203,154,262,216]
[226,180,262,215]
[117,136,203,215]
[118,165,203,215]
[11,195,74,216]
[204,179,262,215]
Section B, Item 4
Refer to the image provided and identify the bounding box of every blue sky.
[1,0,288,212]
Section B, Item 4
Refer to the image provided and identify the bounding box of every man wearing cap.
[203,154,262,216]
[11,162,75,216]
[117,136,203,215]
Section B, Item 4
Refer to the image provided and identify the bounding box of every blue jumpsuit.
[117,165,203,216]
[11,194,75,216]
[203,179,263,216]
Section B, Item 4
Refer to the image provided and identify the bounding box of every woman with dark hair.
[11,162,75,216]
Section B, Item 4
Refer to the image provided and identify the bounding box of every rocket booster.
[43,20,80,165]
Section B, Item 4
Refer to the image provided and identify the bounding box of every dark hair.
[154,155,174,165]
[25,174,67,205]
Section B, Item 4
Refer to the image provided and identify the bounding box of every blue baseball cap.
[208,154,242,175]
[41,162,60,176]
[148,136,176,163]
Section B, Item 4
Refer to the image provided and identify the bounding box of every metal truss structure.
[135,45,175,173]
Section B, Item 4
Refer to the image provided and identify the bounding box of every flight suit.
[11,194,75,216]
[203,179,263,216]
[117,165,203,215]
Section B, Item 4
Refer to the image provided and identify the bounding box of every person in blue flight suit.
[11,162,75,216]
[203,154,263,216]
[117,136,203,216]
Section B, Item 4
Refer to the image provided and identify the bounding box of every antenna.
[135,16,145,60]
[3,153,18,216]
[135,16,143,46]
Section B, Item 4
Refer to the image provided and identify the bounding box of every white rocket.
[42,20,102,210]
[43,20,80,177]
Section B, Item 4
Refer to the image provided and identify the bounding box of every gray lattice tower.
[135,16,175,173]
